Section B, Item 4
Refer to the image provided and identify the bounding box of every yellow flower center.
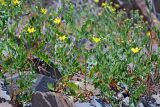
[41,8,47,14]
[53,18,61,24]
[131,47,140,53]
[27,27,36,33]
[92,37,101,43]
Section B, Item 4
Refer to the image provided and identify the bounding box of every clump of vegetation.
[0,0,159,106]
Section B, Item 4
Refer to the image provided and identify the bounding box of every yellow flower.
[27,27,36,33]
[53,17,61,24]
[13,0,20,5]
[94,0,99,3]
[146,31,151,37]
[131,47,140,53]
[41,8,47,14]
[92,37,101,43]
[102,2,107,8]
[59,35,67,41]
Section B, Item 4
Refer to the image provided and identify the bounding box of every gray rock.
[152,94,160,105]
[141,96,156,107]
[32,92,75,107]
[0,80,11,102]
[122,97,129,107]
[0,80,12,107]
[33,74,56,92]
[90,96,112,107]
[137,103,144,107]
[75,96,112,107]
[75,102,93,107]
[0,102,12,107]
[4,73,57,94]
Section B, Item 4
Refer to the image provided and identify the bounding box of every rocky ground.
[0,57,160,107]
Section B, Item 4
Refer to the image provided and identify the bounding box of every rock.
[75,97,112,107]
[4,73,57,94]
[130,103,135,107]
[0,80,11,102]
[32,92,75,107]
[152,94,160,105]
[0,102,12,107]
[3,73,57,107]
[0,80,12,107]
[117,93,123,99]
[141,96,156,107]
[33,74,56,92]
[90,96,112,107]
[29,57,62,80]
[75,102,93,107]
[72,81,100,96]
[122,97,129,107]
[137,103,144,107]
[77,38,96,51]
[4,72,20,93]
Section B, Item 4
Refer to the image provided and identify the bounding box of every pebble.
[152,94,160,105]
[0,80,12,107]
[122,97,129,106]
[0,80,11,101]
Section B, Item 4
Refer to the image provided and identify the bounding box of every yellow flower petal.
[41,8,47,14]
[146,31,151,37]
[27,27,36,33]
[53,18,61,24]
[59,35,67,41]
[13,0,20,5]
[92,37,101,43]
[131,47,140,53]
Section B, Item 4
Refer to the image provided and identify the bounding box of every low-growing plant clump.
[0,0,160,106]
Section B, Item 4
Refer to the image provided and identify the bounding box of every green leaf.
[47,83,55,91]
[67,82,79,91]
[151,53,158,61]
[0,71,3,78]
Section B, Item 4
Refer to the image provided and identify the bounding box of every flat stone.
[32,92,75,107]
